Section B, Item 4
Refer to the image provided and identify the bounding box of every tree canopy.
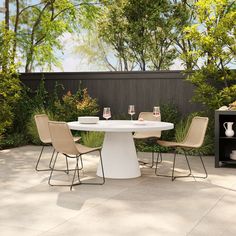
[0,0,99,72]
[184,0,236,110]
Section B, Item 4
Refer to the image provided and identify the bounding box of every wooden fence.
[19,71,203,117]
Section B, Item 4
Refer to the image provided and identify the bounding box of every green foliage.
[187,67,236,110]
[135,103,181,153]
[0,24,21,139]
[54,88,99,122]
[32,78,49,110]
[0,132,29,150]
[97,0,178,71]
[183,0,236,111]
[135,139,170,153]
[81,131,104,148]
[4,0,99,72]
[160,103,181,141]
[0,74,99,149]
[9,84,35,135]
[175,113,214,155]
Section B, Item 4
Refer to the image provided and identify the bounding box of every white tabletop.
[68,120,174,132]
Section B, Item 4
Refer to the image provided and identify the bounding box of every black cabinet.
[215,110,236,167]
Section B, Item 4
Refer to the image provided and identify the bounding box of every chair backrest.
[34,114,51,143]
[48,121,79,156]
[135,112,161,138]
[182,116,209,148]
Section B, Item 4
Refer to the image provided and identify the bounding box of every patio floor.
[1,145,236,236]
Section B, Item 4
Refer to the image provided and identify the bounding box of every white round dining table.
[68,120,174,179]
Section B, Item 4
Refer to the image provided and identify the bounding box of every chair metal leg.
[78,155,83,170]
[199,153,208,178]
[49,153,81,189]
[49,151,105,190]
[171,150,177,181]
[190,152,208,179]
[65,155,69,174]
[35,145,45,171]
[49,149,55,169]
[36,145,55,172]
[99,150,106,184]
[48,152,58,186]
[70,157,82,191]
[78,150,105,185]
[155,152,172,178]
[183,150,192,175]
[36,145,71,173]
[138,151,160,168]
[155,150,192,180]
[157,152,162,163]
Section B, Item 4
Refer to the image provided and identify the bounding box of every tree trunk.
[5,0,9,30]
[12,0,20,63]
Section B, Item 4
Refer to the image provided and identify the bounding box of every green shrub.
[54,88,99,122]
[81,131,104,148]
[160,103,181,141]
[135,103,181,153]
[0,73,21,138]
[10,84,35,135]
[32,78,48,110]
[135,139,170,153]
[0,26,21,138]
[0,132,29,149]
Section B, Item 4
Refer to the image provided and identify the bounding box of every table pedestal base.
[96,132,141,179]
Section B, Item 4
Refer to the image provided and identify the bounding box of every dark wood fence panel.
[19,71,202,117]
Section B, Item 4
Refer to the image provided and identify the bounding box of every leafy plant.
[54,88,99,122]
[10,84,35,135]
[135,139,170,153]
[135,103,181,153]
[81,131,104,148]
[32,78,48,110]
[183,0,236,111]
[160,103,181,141]
[0,132,29,150]
[0,24,21,139]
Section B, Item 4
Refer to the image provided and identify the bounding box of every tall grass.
[81,131,104,148]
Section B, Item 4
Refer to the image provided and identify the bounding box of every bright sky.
[51,33,184,72]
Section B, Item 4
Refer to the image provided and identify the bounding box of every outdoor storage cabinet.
[215,110,236,167]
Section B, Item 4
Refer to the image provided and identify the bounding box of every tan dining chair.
[133,112,162,167]
[34,114,80,172]
[48,121,105,190]
[155,116,209,181]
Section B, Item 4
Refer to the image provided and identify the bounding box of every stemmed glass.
[128,105,135,120]
[103,107,111,120]
[153,106,160,119]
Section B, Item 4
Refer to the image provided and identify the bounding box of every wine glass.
[128,105,135,120]
[103,107,111,120]
[153,106,160,119]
